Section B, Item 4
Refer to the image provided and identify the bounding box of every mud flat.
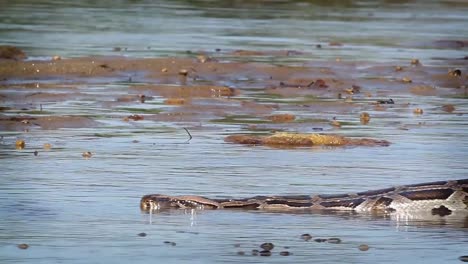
[1,47,466,146]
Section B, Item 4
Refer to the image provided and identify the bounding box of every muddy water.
[1,1,468,264]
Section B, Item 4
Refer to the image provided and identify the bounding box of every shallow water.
[1,0,468,263]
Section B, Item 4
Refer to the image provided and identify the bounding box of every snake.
[140,179,468,216]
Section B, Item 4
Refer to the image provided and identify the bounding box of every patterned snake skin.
[141,179,468,215]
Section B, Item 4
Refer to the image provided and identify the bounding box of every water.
[1,0,467,263]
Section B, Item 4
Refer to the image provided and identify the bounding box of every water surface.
[1,1,467,263]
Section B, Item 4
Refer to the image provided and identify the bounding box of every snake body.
[140,179,468,215]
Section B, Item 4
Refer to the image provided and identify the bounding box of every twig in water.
[183,127,192,143]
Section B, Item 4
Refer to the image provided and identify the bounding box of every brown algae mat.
[225,133,390,147]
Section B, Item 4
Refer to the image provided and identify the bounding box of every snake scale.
[141,179,468,216]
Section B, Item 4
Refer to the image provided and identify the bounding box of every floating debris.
[358,244,370,251]
[267,114,295,123]
[163,241,176,246]
[441,104,455,113]
[344,85,361,95]
[344,88,354,95]
[15,139,25,149]
[377,99,394,104]
[237,251,245,256]
[395,66,403,71]
[17,243,29,249]
[330,119,341,128]
[410,59,420,65]
[196,55,211,63]
[251,249,259,256]
[328,238,342,244]
[139,94,146,103]
[410,85,437,96]
[137,232,147,237]
[161,68,168,73]
[329,42,343,46]
[309,79,328,88]
[43,143,52,150]
[280,251,291,256]
[300,234,312,241]
[179,69,188,76]
[125,114,144,121]
[259,250,271,256]
[164,98,186,105]
[402,77,412,83]
[0,45,26,60]
[360,112,370,124]
[459,256,468,262]
[33,150,38,156]
[448,69,461,77]
[260,242,274,251]
[82,151,92,159]
[183,127,192,143]
[314,238,328,243]
[413,108,424,115]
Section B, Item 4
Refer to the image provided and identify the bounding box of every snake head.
[140,194,221,211]
[140,194,174,211]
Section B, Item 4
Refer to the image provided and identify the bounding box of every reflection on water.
[0,0,468,264]
[143,207,468,229]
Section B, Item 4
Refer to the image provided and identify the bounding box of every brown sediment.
[267,113,296,123]
[441,104,455,113]
[1,55,464,97]
[0,115,100,131]
[170,99,276,119]
[130,84,238,98]
[410,85,437,96]
[36,116,100,129]
[145,112,202,122]
[360,112,370,124]
[0,52,466,136]
[225,133,390,147]
[428,40,468,49]
[0,45,26,60]
[124,114,144,121]
[329,42,343,46]
[229,50,303,57]
[164,98,187,105]
[116,94,147,103]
